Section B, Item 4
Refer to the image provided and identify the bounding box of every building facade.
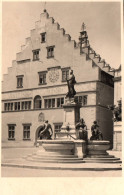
[2,10,114,147]
[113,65,122,150]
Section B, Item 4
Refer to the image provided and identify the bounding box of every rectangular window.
[15,102,17,110]
[44,98,55,108]
[10,103,13,111]
[17,75,23,88]
[23,124,31,140]
[14,102,20,110]
[4,103,8,111]
[52,99,55,108]
[47,46,55,58]
[33,49,40,61]
[62,69,69,82]
[4,101,31,111]
[45,99,48,108]
[27,101,31,110]
[82,95,87,105]
[38,72,47,85]
[41,32,46,43]
[21,101,31,110]
[74,95,88,106]
[57,98,64,108]
[54,123,63,138]
[8,124,16,140]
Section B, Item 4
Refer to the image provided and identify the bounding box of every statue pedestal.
[113,121,122,151]
[56,99,81,140]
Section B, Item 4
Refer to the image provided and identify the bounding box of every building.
[2,10,114,148]
[113,65,122,150]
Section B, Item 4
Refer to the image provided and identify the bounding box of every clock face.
[49,69,60,83]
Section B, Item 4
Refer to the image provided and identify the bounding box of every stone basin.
[87,140,110,156]
[37,139,86,158]
[37,140,75,155]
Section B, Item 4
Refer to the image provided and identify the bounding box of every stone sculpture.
[90,121,103,140]
[39,120,53,140]
[66,70,76,98]
[108,99,122,122]
[75,118,88,141]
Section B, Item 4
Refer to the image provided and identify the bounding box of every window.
[4,101,31,111]
[75,95,88,106]
[47,46,55,58]
[34,96,42,109]
[44,98,55,108]
[57,98,64,107]
[17,75,23,88]
[23,124,31,140]
[83,96,87,105]
[41,32,46,43]
[10,103,13,110]
[4,103,8,111]
[54,123,63,138]
[62,69,69,82]
[54,123,62,132]
[22,101,31,110]
[38,72,47,85]
[8,124,16,140]
[33,49,40,61]
[14,102,20,110]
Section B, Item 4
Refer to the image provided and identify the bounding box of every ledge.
[23,139,31,141]
[47,56,54,59]
[37,140,74,144]
[88,140,110,145]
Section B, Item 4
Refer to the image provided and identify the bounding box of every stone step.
[86,155,115,158]
[32,152,77,158]
[2,162,122,171]
[25,155,121,164]
[27,155,79,160]
[84,160,122,164]
[26,157,84,164]
[85,157,120,161]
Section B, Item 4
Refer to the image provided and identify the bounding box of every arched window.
[34,95,42,109]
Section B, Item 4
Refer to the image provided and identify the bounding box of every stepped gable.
[79,23,115,76]
[15,9,78,62]
[2,9,115,80]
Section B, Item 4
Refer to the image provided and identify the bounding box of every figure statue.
[75,118,88,141]
[90,121,103,140]
[108,100,122,122]
[66,70,76,98]
[39,120,53,140]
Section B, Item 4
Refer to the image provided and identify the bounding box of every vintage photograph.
[1,1,122,177]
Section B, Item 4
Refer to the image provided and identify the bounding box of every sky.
[2,1,121,76]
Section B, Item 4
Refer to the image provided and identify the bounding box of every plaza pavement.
[1,147,122,177]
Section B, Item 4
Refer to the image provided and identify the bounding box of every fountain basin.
[87,140,110,156]
[37,140,86,158]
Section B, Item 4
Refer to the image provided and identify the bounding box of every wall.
[2,11,99,92]
[96,106,113,148]
[114,79,121,105]
[96,82,114,107]
[2,108,64,147]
